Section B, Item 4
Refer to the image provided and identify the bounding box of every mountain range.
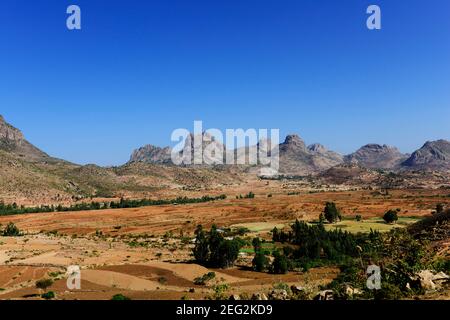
[1,115,450,204]
[129,129,450,174]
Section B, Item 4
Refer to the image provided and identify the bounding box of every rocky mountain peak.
[281,134,307,152]
[344,143,407,169]
[402,139,450,170]
[0,115,48,161]
[129,144,172,164]
[308,143,327,153]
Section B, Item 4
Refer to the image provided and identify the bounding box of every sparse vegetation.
[0,194,227,216]
[194,272,216,285]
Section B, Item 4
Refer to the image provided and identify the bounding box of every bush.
[2,222,20,236]
[383,210,398,224]
[355,215,362,222]
[194,272,216,285]
[41,291,56,300]
[36,279,53,291]
[111,294,131,301]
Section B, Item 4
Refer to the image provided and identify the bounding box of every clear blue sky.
[1,0,449,166]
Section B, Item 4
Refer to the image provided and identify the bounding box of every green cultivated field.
[323,217,421,233]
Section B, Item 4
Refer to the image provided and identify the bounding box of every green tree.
[217,240,240,268]
[193,225,209,264]
[271,251,289,274]
[252,252,269,272]
[323,202,342,223]
[436,203,445,214]
[383,210,398,224]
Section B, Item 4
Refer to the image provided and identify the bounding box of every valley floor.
[0,188,449,300]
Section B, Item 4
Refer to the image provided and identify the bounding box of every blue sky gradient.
[1,0,449,165]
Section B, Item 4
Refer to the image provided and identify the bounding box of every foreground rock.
[411,270,450,291]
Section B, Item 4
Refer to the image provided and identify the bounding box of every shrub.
[355,215,362,222]
[41,291,56,300]
[2,222,20,236]
[383,210,398,224]
[36,279,53,291]
[194,272,216,285]
[111,294,131,300]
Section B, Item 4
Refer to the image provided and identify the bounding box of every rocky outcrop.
[402,140,450,171]
[345,144,408,169]
[129,144,172,164]
[0,115,49,161]
[278,134,343,175]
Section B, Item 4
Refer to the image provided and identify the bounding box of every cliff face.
[0,115,49,161]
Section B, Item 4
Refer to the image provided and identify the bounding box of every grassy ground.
[233,217,422,236]
[323,217,421,233]
[231,222,287,233]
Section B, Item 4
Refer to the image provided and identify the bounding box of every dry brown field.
[0,186,448,300]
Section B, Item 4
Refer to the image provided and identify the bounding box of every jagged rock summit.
[344,143,408,169]
[402,140,450,170]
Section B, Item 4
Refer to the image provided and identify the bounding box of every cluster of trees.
[251,237,289,274]
[272,220,359,266]
[193,225,243,268]
[0,194,227,216]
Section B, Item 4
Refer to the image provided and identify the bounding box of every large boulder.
[412,270,449,291]
[268,289,289,300]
